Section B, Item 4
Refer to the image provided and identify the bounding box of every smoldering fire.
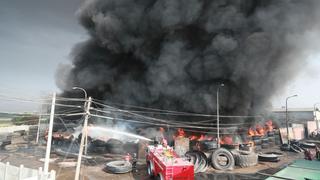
[56,0,320,116]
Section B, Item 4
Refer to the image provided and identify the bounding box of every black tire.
[261,138,269,144]
[291,144,304,153]
[235,153,258,167]
[252,136,261,140]
[211,148,235,170]
[200,140,218,150]
[267,131,275,137]
[106,138,124,154]
[268,137,275,143]
[156,173,164,180]
[300,142,316,149]
[147,161,154,177]
[253,139,262,145]
[196,151,208,173]
[264,152,284,156]
[258,154,280,162]
[108,146,124,154]
[280,144,290,151]
[261,143,269,149]
[185,151,201,173]
[268,141,276,147]
[255,145,262,152]
[105,160,132,174]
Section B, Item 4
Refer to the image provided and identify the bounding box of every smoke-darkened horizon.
[56,0,320,116]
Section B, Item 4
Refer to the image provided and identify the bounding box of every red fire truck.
[146,145,194,180]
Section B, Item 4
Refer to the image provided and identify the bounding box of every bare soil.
[0,136,305,180]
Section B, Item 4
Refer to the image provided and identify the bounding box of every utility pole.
[216,83,224,148]
[44,93,56,175]
[285,94,297,145]
[72,87,88,155]
[314,103,320,132]
[75,97,92,180]
[36,104,43,144]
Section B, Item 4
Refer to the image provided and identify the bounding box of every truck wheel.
[147,161,154,177]
[211,148,234,170]
[156,173,164,180]
[235,152,258,167]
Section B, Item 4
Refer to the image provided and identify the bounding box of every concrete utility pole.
[314,103,320,132]
[285,94,297,145]
[217,83,224,148]
[75,97,92,180]
[36,105,43,144]
[44,93,56,175]
[72,87,89,155]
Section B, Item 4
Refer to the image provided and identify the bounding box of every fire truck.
[146,144,194,180]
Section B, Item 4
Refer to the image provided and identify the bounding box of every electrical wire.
[90,107,250,127]
[0,96,84,109]
[92,98,262,118]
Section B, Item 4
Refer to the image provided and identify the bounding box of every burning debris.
[56,0,320,117]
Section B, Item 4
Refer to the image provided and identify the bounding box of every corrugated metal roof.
[266,159,320,180]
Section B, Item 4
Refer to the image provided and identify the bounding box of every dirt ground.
[0,136,305,180]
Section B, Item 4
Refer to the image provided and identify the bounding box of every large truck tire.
[211,148,234,170]
[147,160,155,177]
[196,151,208,173]
[185,151,202,173]
[235,152,258,167]
[105,160,132,174]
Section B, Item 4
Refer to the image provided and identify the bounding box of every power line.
[0,96,84,109]
[90,107,250,127]
[91,99,262,118]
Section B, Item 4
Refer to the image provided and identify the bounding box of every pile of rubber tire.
[280,140,316,153]
[105,138,124,154]
[233,151,258,168]
[185,148,235,172]
[185,151,208,173]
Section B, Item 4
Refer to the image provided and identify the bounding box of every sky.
[0,0,320,112]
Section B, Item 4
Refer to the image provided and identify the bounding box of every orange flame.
[220,136,233,145]
[177,128,185,137]
[265,120,273,132]
[248,128,255,136]
[256,124,265,136]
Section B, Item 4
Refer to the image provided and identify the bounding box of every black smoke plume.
[56,0,320,116]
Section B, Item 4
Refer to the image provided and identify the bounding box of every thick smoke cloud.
[56,0,320,116]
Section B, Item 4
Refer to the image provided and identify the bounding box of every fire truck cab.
[146,145,194,180]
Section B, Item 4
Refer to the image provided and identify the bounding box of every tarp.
[266,159,320,180]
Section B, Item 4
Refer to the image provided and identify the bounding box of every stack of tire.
[105,139,124,154]
[185,151,208,173]
[210,148,234,171]
[274,130,281,145]
[267,131,276,147]
[233,151,258,168]
[252,136,262,151]
[261,137,269,149]
[185,148,235,172]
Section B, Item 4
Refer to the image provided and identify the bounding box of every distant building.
[271,108,320,130]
